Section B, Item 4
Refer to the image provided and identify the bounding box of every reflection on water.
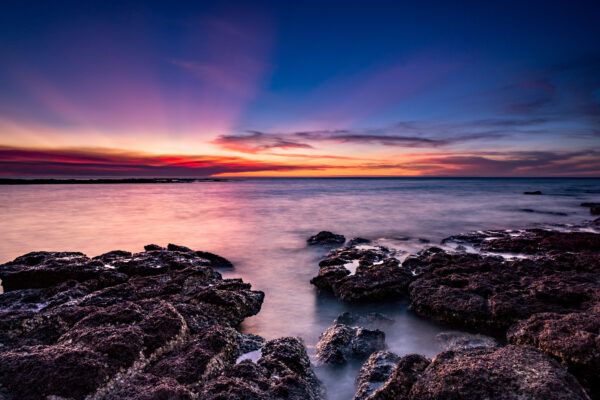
[1,178,598,399]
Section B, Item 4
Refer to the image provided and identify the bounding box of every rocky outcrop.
[307,231,346,246]
[361,346,589,400]
[310,243,411,302]
[0,245,319,400]
[354,351,400,400]
[407,234,600,332]
[316,323,385,365]
[508,306,600,399]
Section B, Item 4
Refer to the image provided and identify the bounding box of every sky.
[0,0,599,177]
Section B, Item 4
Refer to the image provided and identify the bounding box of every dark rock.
[334,311,395,329]
[316,323,385,365]
[435,331,497,351]
[144,244,164,251]
[524,190,542,195]
[0,251,128,292]
[311,244,411,302]
[348,237,372,246]
[354,351,400,400]
[591,207,600,215]
[196,250,234,268]
[307,231,346,246]
[0,245,281,399]
[581,202,600,207]
[367,354,430,400]
[167,243,194,252]
[407,246,600,332]
[508,306,600,399]
[239,333,266,354]
[408,345,590,400]
[198,337,322,400]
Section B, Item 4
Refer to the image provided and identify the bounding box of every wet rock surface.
[361,346,589,400]
[508,306,600,398]
[310,243,412,302]
[354,351,400,400]
[316,322,386,365]
[307,231,346,246]
[435,331,498,351]
[0,245,320,400]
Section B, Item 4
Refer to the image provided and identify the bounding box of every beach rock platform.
[359,345,590,400]
[312,223,600,399]
[0,245,321,400]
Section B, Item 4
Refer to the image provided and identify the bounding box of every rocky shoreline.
[1,220,599,399]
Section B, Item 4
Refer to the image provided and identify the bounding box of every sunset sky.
[1,0,599,177]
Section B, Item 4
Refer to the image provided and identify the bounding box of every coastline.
[1,219,599,399]
[0,178,228,185]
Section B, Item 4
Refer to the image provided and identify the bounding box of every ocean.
[1,177,599,398]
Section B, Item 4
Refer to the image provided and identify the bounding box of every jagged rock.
[435,331,497,351]
[508,306,600,399]
[316,323,385,365]
[0,251,128,291]
[307,231,346,246]
[354,351,400,400]
[311,244,411,302]
[367,354,430,400]
[197,337,322,400]
[0,245,282,400]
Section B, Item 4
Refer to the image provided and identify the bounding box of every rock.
[508,307,600,399]
[407,242,600,331]
[435,331,497,351]
[524,190,542,195]
[0,245,298,399]
[591,207,600,215]
[197,337,322,400]
[366,346,589,400]
[354,351,400,400]
[408,345,590,400]
[316,323,385,365]
[366,354,430,400]
[348,237,372,246]
[581,202,600,207]
[167,243,194,252]
[144,244,164,251]
[0,251,128,292]
[334,311,395,329]
[311,244,411,302]
[196,250,234,268]
[307,231,346,246]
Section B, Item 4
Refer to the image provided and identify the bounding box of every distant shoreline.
[0,178,227,185]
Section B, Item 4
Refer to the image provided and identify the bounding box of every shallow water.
[1,177,599,399]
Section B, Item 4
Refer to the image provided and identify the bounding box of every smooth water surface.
[1,178,599,399]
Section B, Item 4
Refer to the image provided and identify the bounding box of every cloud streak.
[1,146,598,177]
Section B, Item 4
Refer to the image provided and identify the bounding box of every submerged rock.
[307,231,346,246]
[0,245,320,400]
[334,312,395,329]
[316,323,385,365]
